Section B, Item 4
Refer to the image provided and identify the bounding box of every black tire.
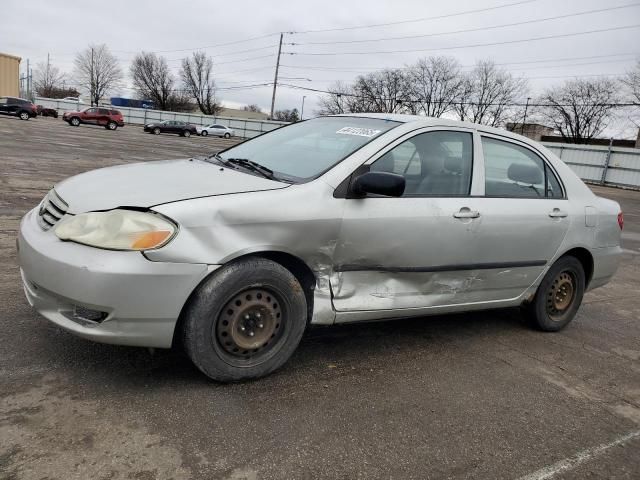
[524,255,585,332]
[224,132,231,139]
[70,117,81,126]
[182,257,308,382]
[183,130,191,138]
[201,130,208,136]
[153,127,160,135]
[106,121,117,130]
[19,111,30,121]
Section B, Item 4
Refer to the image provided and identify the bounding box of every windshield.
[217,116,400,182]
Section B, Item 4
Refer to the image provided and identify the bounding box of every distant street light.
[301,96,307,120]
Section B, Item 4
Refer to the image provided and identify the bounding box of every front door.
[331,128,486,312]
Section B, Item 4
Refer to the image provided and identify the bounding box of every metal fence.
[542,142,640,190]
[34,97,289,138]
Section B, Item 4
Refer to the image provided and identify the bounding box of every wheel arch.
[558,247,594,288]
[172,250,317,348]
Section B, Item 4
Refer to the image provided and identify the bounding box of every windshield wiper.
[226,158,275,180]
[206,152,235,168]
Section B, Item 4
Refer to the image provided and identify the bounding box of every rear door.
[467,134,570,299]
[96,108,110,125]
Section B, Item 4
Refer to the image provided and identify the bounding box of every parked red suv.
[63,107,125,130]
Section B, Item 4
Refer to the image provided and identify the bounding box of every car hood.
[55,158,290,214]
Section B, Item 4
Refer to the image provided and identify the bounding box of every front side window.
[85,108,97,114]
[482,137,561,198]
[370,130,473,196]
[218,116,400,182]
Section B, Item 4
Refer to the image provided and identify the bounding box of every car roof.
[329,113,539,147]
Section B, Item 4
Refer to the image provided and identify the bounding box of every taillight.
[618,212,624,230]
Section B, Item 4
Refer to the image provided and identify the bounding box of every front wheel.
[153,127,160,135]
[19,111,30,121]
[200,130,208,136]
[106,121,117,130]
[524,256,585,331]
[70,117,81,126]
[182,257,308,382]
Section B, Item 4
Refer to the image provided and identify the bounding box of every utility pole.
[269,33,283,120]
[26,58,30,99]
[300,95,306,120]
[521,97,531,136]
[90,47,95,106]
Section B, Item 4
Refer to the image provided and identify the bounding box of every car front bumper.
[18,208,216,348]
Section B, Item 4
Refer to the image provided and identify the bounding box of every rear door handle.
[548,208,568,218]
[453,208,480,219]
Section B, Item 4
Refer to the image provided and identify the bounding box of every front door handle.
[548,208,568,218]
[453,208,480,219]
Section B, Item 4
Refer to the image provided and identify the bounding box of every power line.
[285,24,640,56]
[112,32,281,55]
[290,0,540,34]
[287,3,640,46]
[280,53,640,73]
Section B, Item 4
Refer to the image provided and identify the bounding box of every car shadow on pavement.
[34,306,528,388]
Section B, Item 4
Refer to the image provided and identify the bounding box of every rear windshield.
[218,116,400,182]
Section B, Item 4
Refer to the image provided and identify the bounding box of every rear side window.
[98,108,109,114]
[482,137,560,198]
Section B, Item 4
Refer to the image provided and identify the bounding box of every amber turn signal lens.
[132,230,172,250]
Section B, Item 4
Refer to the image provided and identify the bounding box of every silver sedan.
[196,123,235,138]
[18,114,623,382]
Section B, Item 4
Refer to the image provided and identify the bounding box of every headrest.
[507,163,542,185]
[444,156,462,174]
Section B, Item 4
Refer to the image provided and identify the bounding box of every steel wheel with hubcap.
[183,130,191,138]
[182,257,307,382]
[201,130,208,136]
[224,132,231,139]
[153,127,160,135]
[524,255,585,331]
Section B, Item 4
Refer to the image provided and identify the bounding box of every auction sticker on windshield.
[336,127,382,138]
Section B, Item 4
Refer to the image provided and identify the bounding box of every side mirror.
[351,171,406,197]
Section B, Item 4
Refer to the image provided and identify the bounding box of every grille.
[37,189,69,231]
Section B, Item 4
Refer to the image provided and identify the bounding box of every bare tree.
[453,60,528,127]
[409,56,463,117]
[317,70,413,115]
[180,52,221,115]
[243,104,262,112]
[537,78,619,143]
[166,91,195,113]
[621,60,640,106]
[273,108,299,122]
[130,52,175,110]
[73,44,122,106]
[34,58,66,98]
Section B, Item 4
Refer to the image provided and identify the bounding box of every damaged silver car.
[18,114,623,381]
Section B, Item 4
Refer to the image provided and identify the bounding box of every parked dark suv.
[143,120,197,137]
[63,107,125,130]
[0,97,38,120]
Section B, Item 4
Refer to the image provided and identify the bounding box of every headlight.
[54,209,176,251]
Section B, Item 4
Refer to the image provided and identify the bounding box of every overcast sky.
[2,0,639,136]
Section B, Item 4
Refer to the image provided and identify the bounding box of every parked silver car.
[18,114,623,381]
[196,123,235,138]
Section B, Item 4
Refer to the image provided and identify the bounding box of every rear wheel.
[524,256,585,331]
[70,117,81,126]
[183,130,191,138]
[106,121,117,130]
[201,130,208,136]
[19,111,30,121]
[182,257,308,382]
[224,132,231,139]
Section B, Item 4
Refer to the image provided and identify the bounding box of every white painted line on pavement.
[516,430,640,480]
